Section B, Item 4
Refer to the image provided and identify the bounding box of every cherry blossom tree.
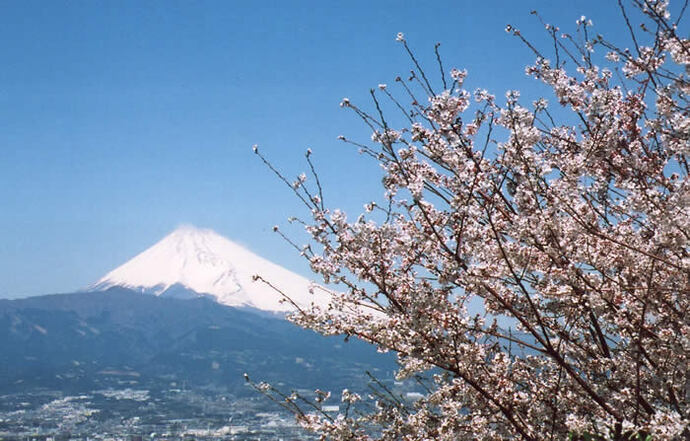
[252,1,689,439]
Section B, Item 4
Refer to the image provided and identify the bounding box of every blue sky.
[0,0,636,298]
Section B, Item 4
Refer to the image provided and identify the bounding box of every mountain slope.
[0,289,393,394]
[92,225,327,312]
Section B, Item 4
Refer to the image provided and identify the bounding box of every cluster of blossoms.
[256,1,689,440]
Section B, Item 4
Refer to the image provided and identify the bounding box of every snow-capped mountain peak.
[92,225,325,313]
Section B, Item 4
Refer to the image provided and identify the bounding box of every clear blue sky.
[0,0,638,298]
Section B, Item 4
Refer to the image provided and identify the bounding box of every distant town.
[1,382,314,441]
[0,375,424,441]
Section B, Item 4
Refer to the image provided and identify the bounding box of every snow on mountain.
[92,225,328,313]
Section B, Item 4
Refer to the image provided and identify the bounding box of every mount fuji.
[0,226,397,410]
[91,225,327,313]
